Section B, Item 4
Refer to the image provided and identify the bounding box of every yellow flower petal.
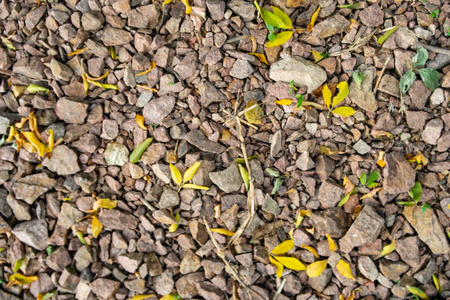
[271,240,295,255]
[181,0,191,14]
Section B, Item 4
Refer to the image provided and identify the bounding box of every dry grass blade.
[330,28,378,57]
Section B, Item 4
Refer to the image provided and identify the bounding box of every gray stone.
[105,143,129,167]
[57,203,84,229]
[198,82,227,107]
[12,173,55,204]
[209,163,243,193]
[230,59,254,79]
[159,188,180,209]
[46,247,72,272]
[348,66,377,112]
[228,0,256,21]
[378,74,400,97]
[353,140,371,155]
[101,26,133,46]
[55,97,88,124]
[6,194,31,221]
[430,88,445,106]
[310,208,348,238]
[180,250,202,274]
[90,278,120,299]
[262,194,280,215]
[143,96,175,125]
[312,13,351,38]
[118,253,143,273]
[184,130,226,154]
[422,118,443,145]
[49,59,74,82]
[358,256,378,281]
[382,152,416,199]
[317,180,344,208]
[42,145,81,175]
[12,219,49,250]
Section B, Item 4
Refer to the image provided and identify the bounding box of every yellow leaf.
[295,209,312,228]
[67,47,87,57]
[238,164,249,191]
[91,216,103,238]
[332,106,355,117]
[272,6,293,29]
[6,126,16,143]
[273,256,306,271]
[86,70,110,81]
[432,274,442,294]
[306,259,328,277]
[266,31,293,48]
[22,131,46,157]
[322,84,332,109]
[160,294,181,300]
[183,161,202,183]
[379,239,396,257]
[26,84,49,94]
[336,259,356,280]
[131,295,155,300]
[109,46,117,60]
[332,81,349,107]
[377,151,386,167]
[181,0,191,14]
[210,228,235,236]
[326,234,337,252]
[82,74,89,93]
[269,255,284,278]
[361,187,382,199]
[275,99,293,105]
[46,129,54,155]
[311,50,326,63]
[170,164,182,186]
[406,286,429,300]
[162,0,174,5]
[319,145,345,156]
[181,183,209,190]
[244,101,264,124]
[271,240,295,255]
[86,78,119,90]
[136,114,148,130]
[93,198,117,211]
[136,84,158,92]
[307,6,321,32]
[136,61,157,76]
[301,245,319,258]
[168,211,180,233]
[8,273,38,285]
[221,129,231,141]
[249,53,269,65]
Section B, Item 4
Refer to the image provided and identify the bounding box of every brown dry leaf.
[91,216,103,238]
[244,101,264,124]
[306,259,328,277]
[336,259,356,280]
[271,240,295,255]
[360,187,382,199]
[307,6,321,31]
[371,130,393,139]
[326,234,337,252]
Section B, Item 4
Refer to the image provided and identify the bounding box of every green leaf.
[296,95,304,107]
[417,68,440,91]
[272,6,292,29]
[266,31,293,47]
[265,168,280,177]
[266,23,275,32]
[421,203,430,213]
[397,201,417,206]
[406,286,429,300]
[377,26,399,45]
[366,171,380,187]
[268,32,276,42]
[337,3,360,9]
[399,69,416,94]
[360,173,367,185]
[0,136,5,147]
[129,138,153,163]
[46,245,55,255]
[13,258,23,273]
[235,154,258,164]
[238,164,250,191]
[412,47,428,67]
[337,193,351,207]
[261,8,287,29]
[408,182,422,202]
[352,71,366,89]
[271,177,283,195]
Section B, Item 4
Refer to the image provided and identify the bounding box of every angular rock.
[57,203,84,229]
[228,0,256,21]
[209,163,243,193]
[127,4,160,29]
[159,188,180,209]
[348,66,377,112]
[196,281,223,300]
[101,26,133,46]
[184,130,226,154]
[339,206,384,253]
[46,247,72,272]
[353,140,371,155]
[422,118,443,145]
[270,57,327,93]
[382,152,415,199]
[12,219,48,250]
[358,256,378,281]
[6,194,31,221]
[378,74,400,97]
[308,268,332,293]
[310,208,348,238]
[396,236,420,268]
[105,143,129,167]
[359,4,384,27]
[206,0,226,21]
[12,173,55,204]
[55,98,88,124]
[198,82,227,107]
[403,206,450,255]
[13,57,45,80]
[118,253,143,273]
[143,96,175,125]
[90,278,120,299]
[98,209,139,231]
[296,151,315,171]
[393,27,418,50]
[437,131,450,152]
[317,180,344,208]
[230,59,254,79]
[59,269,80,293]
[49,59,74,82]
[262,194,280,215]
[180,250,202,274]
[409,80,432,110]
[0,215,10,234]
[315,155,334,182]
[405,110,428,131]
[430,88,445,106]
[379,260,410,281]
[154,270,175,296]
[42,145,81,175]
[174,52,198,80]
[313,14,350,38]
[74,245,93,271]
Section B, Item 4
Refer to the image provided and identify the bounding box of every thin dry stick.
[273,278,287,300]
[374,55,392,94]
[329,28,378,57]
[414,41,450,56]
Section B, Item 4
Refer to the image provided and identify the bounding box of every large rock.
[348,66,377,112]
[143,96,175,125]
[269,57,327,93]
[403,206,449,255]
[12,219,49,250]
[198,82,227,107]
[42,145,81,175]
[13,57,45,80]
[100,26,133,46]
[98,209,139,231]
[339,205,384,253]
[90,278,120,299]
[381,152,415,200]
[184,130,226,154]
[209,163,243,193]
[55,97,88,124]
[12,173,55,204]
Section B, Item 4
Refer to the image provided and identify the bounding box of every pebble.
[209,163,243,193]
[42,145,81,175]
[422,118,443,145]
[143,96,175,125]
[12,173,55,204]
[12,219,49,250]
[353,139,371,155]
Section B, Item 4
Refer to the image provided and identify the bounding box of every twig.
[139,198,156,211]
[329,28,378,57]
[374,55,391,94]
[273,278,287,300]
[413,42,450,56]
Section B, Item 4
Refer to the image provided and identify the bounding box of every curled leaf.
[336,259,356,280]
[82,74,89,93]
[235,154,258,164]
[249,53,269,65]
[326,234,337,252]
[221,129,231,141]
[319,145,345,156]
[93,198,118,211]
[86,78,119,90]
[269,255,284,278]
[67,47,87,57]
[266,31,293,47]
[109,46,118,60]
[170,164,182,186]
[26,84,50,94]
[13,259,23,273]
[274,256,306,271]
[271,240,295,255]
[352,71,366,89]
[168,211,181,233]
[86,70,110,81]
[379,239,396,257]
[183,161,202,183]
[307,6,321,32]
[306,259,328,277]
[22,131,46,157]
[130,138,153,163]
[210,228,235,236]
[360,187,382,200]
[301,245,319,258]
[1,37,16,50]
[75,231,87,245]
[377,151,386,167]
[406,286,429,300]
[37,290,57,300]
[337,3,360,9]
[136,61,157,76]
[91,216,103,238]
[136,114,148,130]
[432,273,442,294]
[238,164,249,191]
[409,182,422,202]
[295,209,312,228]
[181,183,209,190]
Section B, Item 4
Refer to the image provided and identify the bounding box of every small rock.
[12,219,48,250]
[359,4,384,27]
[353,139,371,155]
[315,155,335,182]
[74,245,93,271]
[49,59,73,82]
[198,82,227,107]
[313,13,351,38]
[317,180,344,208]
[159,188,180,209]
[393,27,418,50]
[228,0,256,21]
[378,75,400,97]
[81,11,104,31]
[180,250,202,274]
[339,205,384,253]
[405,111,428,131]
[154,270,174,296]
[7,194,31,221]
[209,163,243,193]
[413,259,436,284]
[403,206,450,255]
[101,26,133,46]
[382,152,415,198]
[296,152,315,171]
[422,118,443,145]
[42,145,81,175]
[437,131,450,152]
[262,194,280,215]
[118,253,143,273]
[12,173,55,204]
[140,143,166,165]
[46,246,72,272]
[230,59,254,79]
[174,52,198,80]
[13,57,46,80]
[101,119,119,140]
[348,66,377,112]
[104,143,129,167]
[98,209,139,231]
[396,236,420,268]
[55,97,88,124]
[184,130,226,154]
[143,96,175,125]
[379,260,410,281]
[0,215,10,234]
[90,278,120,299]
[310,208,348,238]
[127,4,160,29]
[270,57,327,93]
[59,268,80,293]
[57,203,84,229]
[358,256,378,281]
[409,80,432,110]
[308,268,332,293]
[206,0,226,21]
[430,88,444,106]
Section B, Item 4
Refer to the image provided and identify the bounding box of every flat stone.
[196,281,223,300]
[382,152,415,199]
[90,278,120,299]
[269,56,327,93]
[209,163,243,193]
[310,208,348,238]
[359,4,384,27]
[348,66,377,112]
[353,140,371,155]
[105,143,129,167]
[422,118,443,145]
[159,188,180,209]
[74,245,93,271]
[12,219,49,250]
[46,246,71,272]
[206,0,226,21]
[57,202,84,229]
[230,59,254,79]
[98,209,139,231]
[180,250,202,274]
[339,205,384,253]
[405,110,428,131]
[262,194,280,215]
[296,151,315,171]
[13,57,46,80]
[12,173,55,204]
[396,236,420,268]
[378,74,400,97]
[42,145,81,175]
[308,268,332,293]
[317,180,344,208]
[403,206,450,255]
[174,52,198,80]
[101,26,133,46]
[313,13,351,38]
[379,260,410,281]
[49,59,73,82]
[127,4,160,29]
[6,194,31,221]
[184,130,226,154]
[430,88,445,106]
[393,27,418,50]
[358,256,378,281]
[409,80,432,110]
[55,97,88,124]
[118,253,143,273]
[198,82,227,107]
[143,96,175,125]
[228,0,256,21]
[437,131,450,152]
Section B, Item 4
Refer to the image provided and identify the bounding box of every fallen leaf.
[379,239,396,257]
[170,164,182,186]
[273,256,306,271]
[210,228,235,236]
[406,286,429,300]
[26,84,49,94]
[136,114,148,130]
[183,162,202,183]
[377,151,386,167]
[238,164,249,191]
[37,291,57,300]
[136,61,156,76]
[181,0,191,14]
[301,245,319,258]
[266,31,294,47]
[360,187,382,199]
[269,255,284,278]
[168,211,180,233]
[91,216,103,238]
[311,50,327,63]
[322,84,332,109]
[371,130,393,139]
[221,129,231,141]
[67,47,87,57]
[86,70,110,81]
[295,209,312,228]
[130,295,156,300]
[160,294,181,300]
[82,74,89,93]
[129,138,153,163]
[244,101,264,124]
[181,183,209,190]
[271,240,295,255]
[22,131,46,157]
[7,274,38,287]
[332,106,356,117]
[432,274,442,294]
[307,6,321,32]
[306,259,328,277]
[319,145,345,156]
[336,259,356,280]
[408,182,422,202]
[75,231,87,245]
[249,53,269,65]
[13,259,23,273]
[326,234,337,252]
[377,26,399,45]
[249,36,257,53]
[86,79,119,90]
[337,3,360,8]
[109,46,118,60]
[93,198,118,211]
[272,6,293,29]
